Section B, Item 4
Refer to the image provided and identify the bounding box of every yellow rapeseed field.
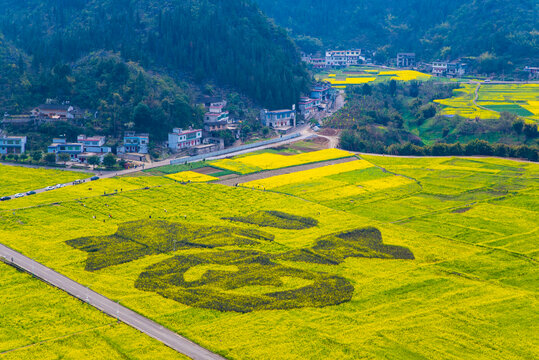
[379,70,432,81]
[166,171,217,182]
[0,163,88,196]
[211,148,353,174]
[324,77,376,85]
[0,157,537,359]
[0,262,188,359]
[243,159,373,189]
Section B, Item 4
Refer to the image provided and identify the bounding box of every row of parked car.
[0,176,100,201]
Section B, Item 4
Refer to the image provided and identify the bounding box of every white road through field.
[0,243,227,360]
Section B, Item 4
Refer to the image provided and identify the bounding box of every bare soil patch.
[318,128,340,137]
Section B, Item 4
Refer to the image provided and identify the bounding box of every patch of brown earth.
[192,167,222,175]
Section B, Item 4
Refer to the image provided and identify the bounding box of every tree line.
[341,132,539,162]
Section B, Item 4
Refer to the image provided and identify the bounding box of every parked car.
[90,176,100,181]
[45,186,55,191]
[14,193,24,198]
[55,184,63,189]
[0,196,11,201]
[26,191,36,196]
[73,179,82,185]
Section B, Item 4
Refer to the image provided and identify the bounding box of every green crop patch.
[135,250,354,313]
[279,227,415,264]
[67,220,275,271]
[481,103,534,117]
[134,226,413,312]
[223,210,318,229]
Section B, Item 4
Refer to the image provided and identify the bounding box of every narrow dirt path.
[215,156,358,186]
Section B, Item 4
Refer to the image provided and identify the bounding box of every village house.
[188,138,225,156]
[397,53,416,68]
[325,50,363,67]
[168,128,203,152]
[47,138,84,161]
[298,97,320,118]
[524,66,539,79]
[77,135,112,154]
[204,101,230,132]
[432,61,467,77]
[31,103,83,122]
[447,61,467,77]
[310,84,332,102]
[260,107,296,129]
[432,61,448,76]
[0,135,27,155]
[302,50,366,69]
[118,132,149,154]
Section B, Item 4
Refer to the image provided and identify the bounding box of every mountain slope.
[255,0,538,64]
[0,0,310,109]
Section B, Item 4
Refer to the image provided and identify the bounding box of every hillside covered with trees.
[256,0,538,67]
[0,0,310,139]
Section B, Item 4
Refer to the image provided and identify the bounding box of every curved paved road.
[0,243,226,360]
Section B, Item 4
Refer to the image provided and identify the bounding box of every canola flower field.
[0,163,89,196]
[0,156,537,359]
[210,148,353,174]
[0,262,187,359]
[166,171,218,183]
[321,68,431,87]
[435,83,539,122]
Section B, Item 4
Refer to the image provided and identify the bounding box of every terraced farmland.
[0,156,537,359]
[435,83,539,122]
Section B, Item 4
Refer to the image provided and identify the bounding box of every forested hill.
[0,0,310,110]
[255,0,538,64]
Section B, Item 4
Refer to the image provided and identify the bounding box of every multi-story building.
[47,138,83,161]
[204,101,230,132]
[432,61,467,77]
[325,50,363,67]
[447,62,467,77]
[76,135,112,154]
[298,97,321,117]
[310,84,332,102]
[260,107,296,128]
[310,58,327,69]
[432,61,448,76]
[397,53,416,68]
[119,132,149,154]
[0,135,27,155]
[168,128,203,152]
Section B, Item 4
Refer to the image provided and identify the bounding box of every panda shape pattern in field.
[67,219,414,312]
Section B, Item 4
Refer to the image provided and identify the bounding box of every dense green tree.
[0,0,310,110]
[31,151,42,162]
[57,153,71,164]
[44,153,57,164]
[255,0,538,65]
[103,153,117,168]
[88,155,101,167]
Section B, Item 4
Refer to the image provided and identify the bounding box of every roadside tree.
[44,153,57,164]
[103,153,117,168]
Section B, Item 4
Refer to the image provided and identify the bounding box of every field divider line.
[0,322,118,355]
[214,156,359,186]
